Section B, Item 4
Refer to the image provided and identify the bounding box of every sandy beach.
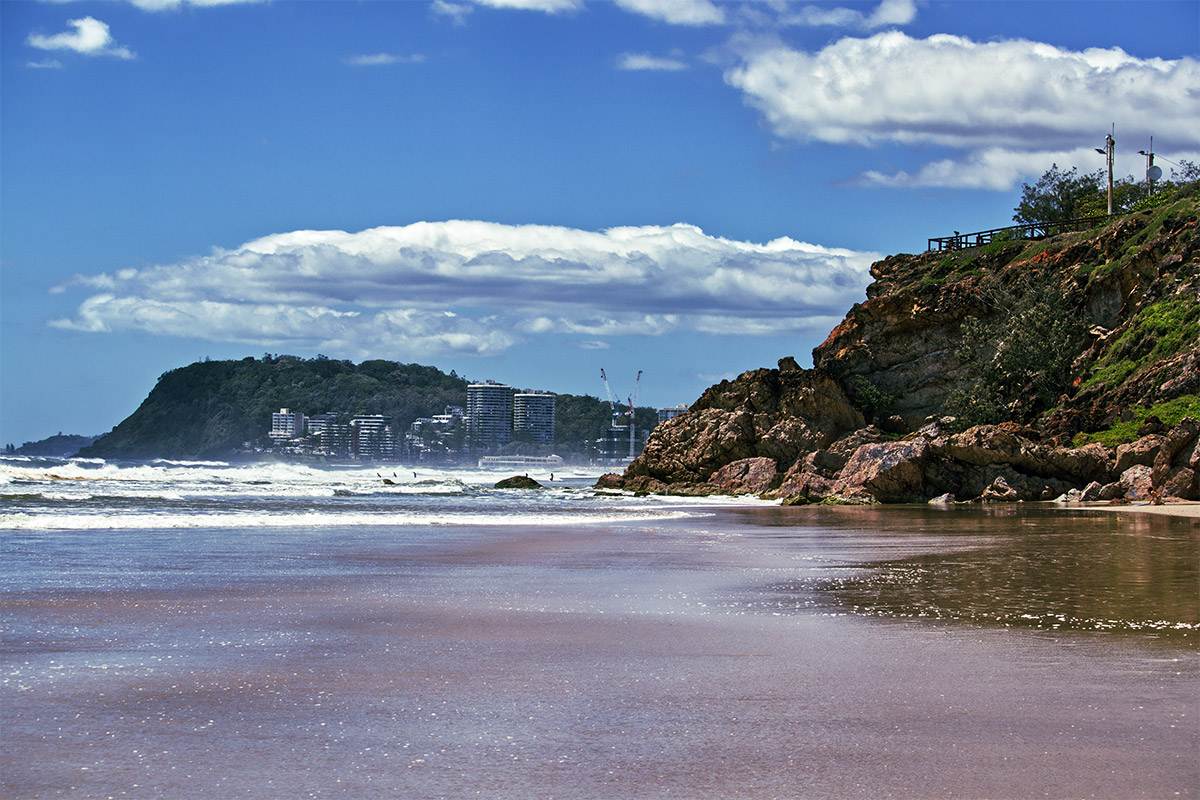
[4,464,1196,799]
[1078,500,1200,518]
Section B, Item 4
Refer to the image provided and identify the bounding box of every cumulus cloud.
[52,221,877,359]
[725,31,1200,188]
[614,0,725,26]
[26,17,136,60]
[616,52,689,71]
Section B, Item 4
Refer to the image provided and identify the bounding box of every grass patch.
[1074,394,1200,447]
[1083,293,1200,390]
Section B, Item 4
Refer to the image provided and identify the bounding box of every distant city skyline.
[2,0,1197,445]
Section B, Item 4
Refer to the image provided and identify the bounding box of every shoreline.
[1072,500,1200,519]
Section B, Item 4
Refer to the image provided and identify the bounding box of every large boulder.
[1114,434,1166,473]
[1119,465,1155,501]
[707,457,779,495]
[829,439,931,503]
[624,359,863,486]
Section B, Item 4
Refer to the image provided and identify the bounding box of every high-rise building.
[467,382,513,450]
[657,404,689,424]
[350,415,396,460]
[307,413,351,457]
[513,392,556,444]
[270,408,306,439]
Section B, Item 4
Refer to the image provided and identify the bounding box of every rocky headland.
[601,186,1200,505]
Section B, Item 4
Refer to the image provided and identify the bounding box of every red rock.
[831,439,930,502]
[707,457,778,495]
[1119,465,1154,501]
[1114,434,1165,473]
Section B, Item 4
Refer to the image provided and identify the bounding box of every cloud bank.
[725,32,1200,188]
[53,221,877,359]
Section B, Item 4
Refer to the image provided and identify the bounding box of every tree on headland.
[943,276,1087,429]
[1012,165,1102,224]
[1014,160,1199,224]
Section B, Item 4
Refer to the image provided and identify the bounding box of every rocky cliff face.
[609,185,1200,504]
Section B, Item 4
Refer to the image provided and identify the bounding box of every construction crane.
[627,370,642,459]
[601,368,643,460]
[599,368,618,426]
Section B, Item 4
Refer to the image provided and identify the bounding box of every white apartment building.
[513,392,556,444]
[467,382,513,450]
[657,404,689,424]
[270,408,306,439]
[350,415,396,460]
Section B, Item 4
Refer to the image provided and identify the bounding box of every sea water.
[2,457,1197,798]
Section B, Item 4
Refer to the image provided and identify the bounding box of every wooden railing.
[927,215,1110,252]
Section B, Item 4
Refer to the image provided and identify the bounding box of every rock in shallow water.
[494,475,544,490]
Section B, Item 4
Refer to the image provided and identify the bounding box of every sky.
[2,0,1198,446]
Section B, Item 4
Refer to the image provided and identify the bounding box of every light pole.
[1138,137,1162,195]
[1094,128,1115,216]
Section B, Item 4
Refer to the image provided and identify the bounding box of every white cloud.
[470,0,583,13]
[851,146,1166,190]
[127,0,266,9]
[26,59,65,69]
[725,31,1200,189]
[26,17,136,60]
[53,221,877,359]
[614,0,725,26]
[865,0,917,26]
[616,52,689,71]
[431,0,473,24]
[781,0,916,29]
[345,53,426,66]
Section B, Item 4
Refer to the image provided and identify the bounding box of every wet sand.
[1078,499,1200,518]
[3,511,1197,799]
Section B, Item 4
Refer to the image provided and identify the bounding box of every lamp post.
[1094,129,1115,216]
[1138,137,1161,195]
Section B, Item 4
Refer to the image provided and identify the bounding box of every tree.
[943,279,1086,429]
[1013,161,1200,224]
[1013,165,1103,224]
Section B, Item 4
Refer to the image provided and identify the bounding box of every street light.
[1095,127,1115,215]
[1138,137,1160,194]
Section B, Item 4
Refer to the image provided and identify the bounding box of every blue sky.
[2,0,1198,446]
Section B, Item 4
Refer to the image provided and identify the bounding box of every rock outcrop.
[494,475,545,489]
[604,185,1200,504]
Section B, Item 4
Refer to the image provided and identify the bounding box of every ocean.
[2,457,1197,799]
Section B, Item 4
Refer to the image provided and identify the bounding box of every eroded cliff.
[608,184,1200,504]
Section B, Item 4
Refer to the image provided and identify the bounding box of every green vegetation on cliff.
[81,356,468,460]
[1075,394,1200,448]
[815,178,1199,439]
[79,355,659,461]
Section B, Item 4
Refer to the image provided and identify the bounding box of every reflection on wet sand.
[2,502,1197,799]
